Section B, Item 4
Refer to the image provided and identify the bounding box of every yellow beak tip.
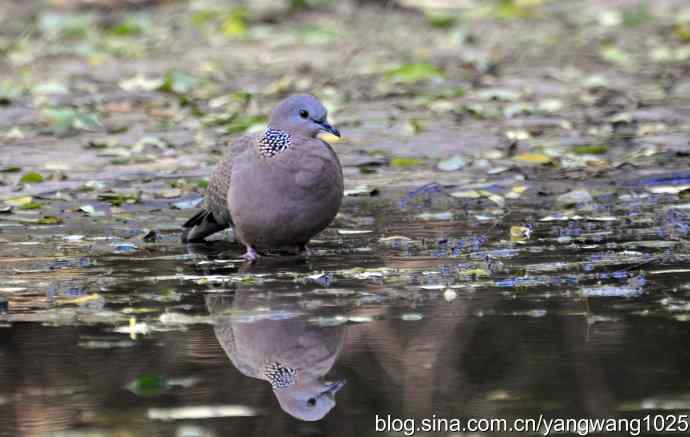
[317,132,342,144]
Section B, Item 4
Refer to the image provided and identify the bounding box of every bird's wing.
[289,138,344,192]
[207,134,258,225]
[181,134,257,242]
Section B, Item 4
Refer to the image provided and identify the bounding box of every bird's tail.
[181,209,228,243]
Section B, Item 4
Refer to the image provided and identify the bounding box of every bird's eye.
[307,398,316,407]
[299,109,309,119]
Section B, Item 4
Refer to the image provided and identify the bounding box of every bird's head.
[274,378,346,421]
[269,94,341,143]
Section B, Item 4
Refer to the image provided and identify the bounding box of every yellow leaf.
[60,294,101,306]
[511,225,531,241]
[130,316,137,340]
[514,153,552,164]
[506,185,528,199]
[458,268,489,277]
[5,196,33,207]
[450,190,481,199]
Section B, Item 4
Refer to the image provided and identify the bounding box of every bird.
[181,94,343,261]
[207,294,346,421]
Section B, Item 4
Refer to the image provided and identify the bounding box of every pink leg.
[242,246,259,261]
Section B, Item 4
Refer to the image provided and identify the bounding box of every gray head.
[268,94,340,139]
[274,379,346,421]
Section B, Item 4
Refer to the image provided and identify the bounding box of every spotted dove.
[181,95,343,261]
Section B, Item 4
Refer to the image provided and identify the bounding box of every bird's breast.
[228,150,343,248]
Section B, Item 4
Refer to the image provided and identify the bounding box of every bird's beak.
[316,120,341,144]
[320,121,340,137]
[321,379,346,399]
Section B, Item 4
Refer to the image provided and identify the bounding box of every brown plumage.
[181,95,343,261]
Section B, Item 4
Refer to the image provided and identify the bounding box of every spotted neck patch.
[263,361,296,389]
[258,128,291,158]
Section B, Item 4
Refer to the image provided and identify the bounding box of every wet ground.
[1,0,690,435]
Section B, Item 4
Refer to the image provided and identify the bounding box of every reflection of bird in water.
[206,294,345,421]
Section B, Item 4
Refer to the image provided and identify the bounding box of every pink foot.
[242,246,259,262]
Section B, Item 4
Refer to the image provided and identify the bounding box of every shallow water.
[2,171,690,437]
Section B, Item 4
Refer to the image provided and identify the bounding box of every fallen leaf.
[172,198,203,209]
[19,171,44,184]
[451,190,482,199]
[5,196,33,207]
[416,211,453,221]
[573,145,609,155]
[37,215,62,225]
[511,225,531,241]
[337,229,373,235]
[385,63,443,84]
[514,153,552,164]
[437,155,466,171]
[557,189,593,205]
[391,157,424,168]
[158,70,197,95]
[0,165,21,173]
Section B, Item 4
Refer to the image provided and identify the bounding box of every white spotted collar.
[258,128,292,158]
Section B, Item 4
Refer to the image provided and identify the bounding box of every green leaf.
[20,201,43,210]
[427,14,457,29]
[109,15,149,36]
[622,3,651,27]
[675,23,690,42]
[289,0,332,10]
[225,114,266,134]
[38,215,62,225]
[240,275,257,285]
[86,138,118,149]
[0,165,21,173]
[197,179,209,189]
[600,46,632,66]
[222,8,248,37]
[98,191,141,206]
[19,171,44,184]
[190,10,218,27]
[385,63,443,84]
[127,375,169,397]
[43,108,100,136]
[573,145,609,155]
[158,70,197,95]
[391,157,425,168]
[494,0,543,20]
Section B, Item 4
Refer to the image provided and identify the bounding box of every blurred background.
[1,0,689,176]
